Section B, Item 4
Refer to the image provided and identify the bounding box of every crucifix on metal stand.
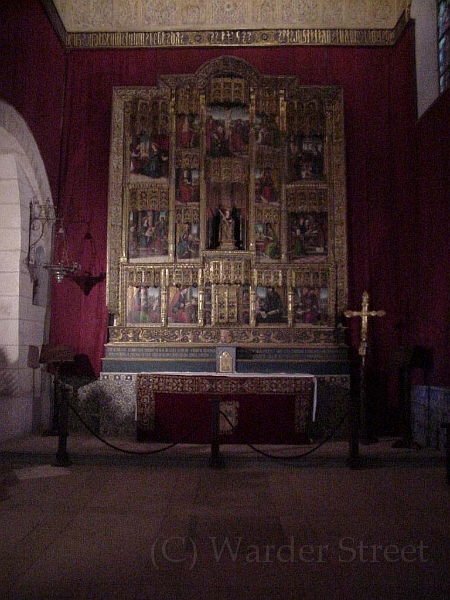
[344,291,386,466]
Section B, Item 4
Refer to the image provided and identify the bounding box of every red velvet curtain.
[414,88,450,385]
[0,0,66,197]
[51,38,419,431]
[50,37,417,419]
[4,4,433,429]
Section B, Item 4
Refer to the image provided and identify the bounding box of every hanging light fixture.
[26,197,57,279]
[36,195,105,293]
[44,218,81,284]
[69,227,106,295]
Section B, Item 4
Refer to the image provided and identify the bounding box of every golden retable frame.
[106,56,348,349]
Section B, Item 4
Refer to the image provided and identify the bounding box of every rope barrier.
[66,396,348,462]
[67,400,205,456]
[219,409,349,461]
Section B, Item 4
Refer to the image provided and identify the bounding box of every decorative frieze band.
[43,1,410,49]
[64,26,400,49]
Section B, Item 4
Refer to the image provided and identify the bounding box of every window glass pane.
[440,69,450,93]
[439,4,450,37]
[438,1,450,92]
[439,1,450,34]
[439,36,450,71]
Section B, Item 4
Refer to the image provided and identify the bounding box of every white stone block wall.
[0,102,53,441]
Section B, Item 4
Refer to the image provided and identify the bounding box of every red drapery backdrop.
[5,3,450,434]
[413,88,450,386]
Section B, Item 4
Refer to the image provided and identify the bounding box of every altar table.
[136,372,317,444]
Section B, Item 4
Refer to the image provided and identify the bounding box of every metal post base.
[210,397,225,469]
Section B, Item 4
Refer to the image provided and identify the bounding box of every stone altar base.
[75,374,137,438]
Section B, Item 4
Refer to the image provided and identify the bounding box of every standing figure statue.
[218,206,237,250]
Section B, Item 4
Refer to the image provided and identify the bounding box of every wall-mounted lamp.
[27,198,105,294]
[30,197,57,226]
[69,227,106,295]
[27,198,57,273]
[43,219,81,284]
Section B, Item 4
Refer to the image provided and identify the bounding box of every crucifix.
[344,290,386,365]
[344,290,386,463]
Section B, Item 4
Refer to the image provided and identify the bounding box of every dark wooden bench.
[442,423,450,485]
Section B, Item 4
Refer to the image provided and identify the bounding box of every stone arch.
[0,99,54,440]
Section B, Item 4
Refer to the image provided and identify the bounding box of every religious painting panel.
[168,285,199,324]
[130,132,169,179]
[293,284,329,325]
[128,209,169,259]
[175,167,200,204]
[128,95,170,181]
[205,106,250,157]
[255,221,281,261]
[176,113,200,149]
[255,113,281,147]
[127,286,161,325]
[288,135,324,182]
[255,166,280,205]
[175,221,200,260]
[289,211,328,262]
[256,286,287,324]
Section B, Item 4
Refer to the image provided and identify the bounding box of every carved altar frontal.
[78,370,350,441]
[136,372,317,444]
[105,57,348,376]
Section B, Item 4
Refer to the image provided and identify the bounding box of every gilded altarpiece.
[106,57,348,363]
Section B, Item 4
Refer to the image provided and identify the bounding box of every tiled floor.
[0,434,449,600]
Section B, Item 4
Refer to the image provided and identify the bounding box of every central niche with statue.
[105,56,348,375]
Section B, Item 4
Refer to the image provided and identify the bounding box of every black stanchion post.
[209,397,224,468]
[344,291,386,468]
[442,423,450,485]
[359,361,371,444]
[348,354,361,468]
[55,383,72,467]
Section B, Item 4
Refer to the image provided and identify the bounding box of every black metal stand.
[42,376,61,437]
[54,383,72,467]
[391,362,416,448]
[348,360,362,468]
[360,362,378,445]
[347,347,378,467]
[209,397,225,468]
[442,423,450,485]
[348,398,361,468]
